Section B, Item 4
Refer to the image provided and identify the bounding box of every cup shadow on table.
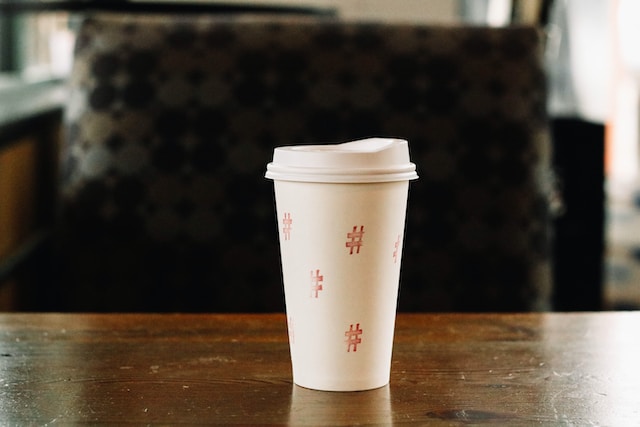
[288,384,391,425]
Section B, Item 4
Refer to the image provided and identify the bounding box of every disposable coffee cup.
[265,138,418,391]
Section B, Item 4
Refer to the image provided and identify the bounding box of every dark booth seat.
[54,13,553,312]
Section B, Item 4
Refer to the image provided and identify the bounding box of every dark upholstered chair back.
[57,13,552,311]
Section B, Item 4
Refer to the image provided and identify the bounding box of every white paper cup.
[266,138,418,391]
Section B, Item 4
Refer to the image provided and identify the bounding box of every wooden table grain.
[0,312,638,425]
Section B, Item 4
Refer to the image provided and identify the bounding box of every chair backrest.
[57,13,552,312]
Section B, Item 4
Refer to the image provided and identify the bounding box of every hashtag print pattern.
[59,13,551,312]
[346,225,365,255]
[288,316,295,345]
[345,323,363,352]
[309,269,323,298]
[282,213,293,241]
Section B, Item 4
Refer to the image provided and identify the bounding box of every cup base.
[293,374,390,392]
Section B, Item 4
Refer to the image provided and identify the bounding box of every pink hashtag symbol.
[288,315,295,345]
[310,269,323,298]
[393,235,401,263]
[282,212,292,240]
[345,323,363,352]
[346,225,364,254]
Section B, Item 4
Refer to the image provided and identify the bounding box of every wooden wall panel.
[0,137,38,260]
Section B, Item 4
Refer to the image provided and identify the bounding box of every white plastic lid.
[265,138,419,183]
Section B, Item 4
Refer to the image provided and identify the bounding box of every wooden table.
[1,312,638,424]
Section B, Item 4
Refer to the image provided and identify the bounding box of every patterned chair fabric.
[58,13,552,312]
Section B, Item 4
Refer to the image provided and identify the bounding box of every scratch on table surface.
[549,389,565,421]
[197,356,237,364]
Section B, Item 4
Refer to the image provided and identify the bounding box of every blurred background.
[1,0,638,310]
